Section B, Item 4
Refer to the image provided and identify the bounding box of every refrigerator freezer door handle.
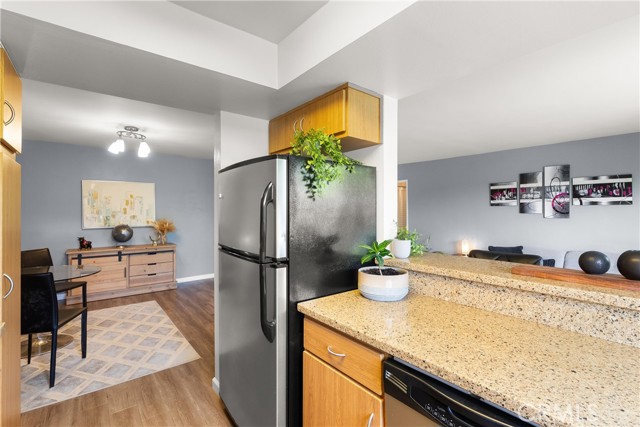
[259,181,274,264]
[259,264,276,342]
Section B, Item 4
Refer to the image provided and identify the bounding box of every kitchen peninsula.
[298,254,640,427]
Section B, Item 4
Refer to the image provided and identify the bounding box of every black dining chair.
[21,248,87,294]
[21,272,88,387]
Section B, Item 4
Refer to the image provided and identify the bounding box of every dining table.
[20,264,101,357]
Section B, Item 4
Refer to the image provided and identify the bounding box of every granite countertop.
[298,289,640,427]
[386,253,640,311]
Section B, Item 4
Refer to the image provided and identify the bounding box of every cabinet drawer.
[304,318,385,395]
[129,272,174,287]
[129,251,173,265]
[129,262,173,277]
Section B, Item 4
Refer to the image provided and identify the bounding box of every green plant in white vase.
[358,239,408,302]
[393,225,429,258]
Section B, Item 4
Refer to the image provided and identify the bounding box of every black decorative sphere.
[617,250,640,281]
[578,251,610,275]
[112,224,133,243]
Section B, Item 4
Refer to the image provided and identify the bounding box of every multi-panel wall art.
[490,168,632,218]
[489,182,517,206]
[572,174,633,205]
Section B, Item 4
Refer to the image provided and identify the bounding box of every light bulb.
[108,138,125,154]
[137,141,150,158]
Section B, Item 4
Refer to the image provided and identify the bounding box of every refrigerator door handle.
[259,181,274,264]
[259,264,276,342]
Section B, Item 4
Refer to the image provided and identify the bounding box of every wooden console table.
[65,244,177,304]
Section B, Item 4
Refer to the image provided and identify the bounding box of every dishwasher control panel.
[384,359,539,427]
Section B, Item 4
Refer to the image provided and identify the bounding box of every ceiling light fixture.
[108,126,150,158]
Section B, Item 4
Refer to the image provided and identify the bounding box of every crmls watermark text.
[518,403,600,426]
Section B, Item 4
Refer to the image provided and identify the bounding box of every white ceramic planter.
[358,267,409,302]
[391,239,411,259]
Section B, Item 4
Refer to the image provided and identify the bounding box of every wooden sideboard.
[65,244,177,304]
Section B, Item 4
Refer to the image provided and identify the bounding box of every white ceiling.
[1,1,638,162]
[171,1,328,43]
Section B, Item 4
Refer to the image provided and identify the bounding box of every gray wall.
[399,133,640,266]
[19,140,214,279]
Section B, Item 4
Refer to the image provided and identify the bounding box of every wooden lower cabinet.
[303,318,386,426]
[303,351,383,427]
[0,148,21,426]
[66,244,176,304]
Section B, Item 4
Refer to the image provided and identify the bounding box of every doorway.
[397,180,408,229]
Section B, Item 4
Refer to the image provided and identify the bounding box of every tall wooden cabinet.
[0,45,22,427]
[1,48,22,154]
[303,318,385,427]
[269,83,380,154]
[0,148,21,427]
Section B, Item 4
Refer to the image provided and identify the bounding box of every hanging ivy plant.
[291,128,361,200]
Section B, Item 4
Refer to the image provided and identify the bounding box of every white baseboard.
[177,273,215,284]
[212,376,220,394]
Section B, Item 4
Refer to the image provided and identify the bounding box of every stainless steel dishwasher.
[384,358,539,427]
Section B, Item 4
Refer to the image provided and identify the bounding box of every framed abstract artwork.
[518,172,543,214]
[490,181,517,206]
[572,174,633,205]
[82,180,156,229]
[543,165,570,219]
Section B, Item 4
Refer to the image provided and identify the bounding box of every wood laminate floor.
[21,279,234,427]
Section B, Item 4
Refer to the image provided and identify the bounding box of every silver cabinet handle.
[366,412,374,427]
[4,101,15,126]
[299,117,304,131]
[3,274,14,299]
[327,346,346,357]
[293,120,298,133]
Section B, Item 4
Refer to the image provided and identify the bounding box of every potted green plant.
[290,128,360,199]
[392,225,429,259]
[358,239,409,302]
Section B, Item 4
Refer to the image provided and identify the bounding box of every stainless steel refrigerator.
[218,155,376,426]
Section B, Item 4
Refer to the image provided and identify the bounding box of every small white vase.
[392,239,411,259]
[358,267,409,302]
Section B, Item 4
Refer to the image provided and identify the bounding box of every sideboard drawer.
[129,272,174,287]
[129,262,173,276]
[129,251,174,265]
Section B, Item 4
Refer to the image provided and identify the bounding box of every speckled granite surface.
[298,290,640,427]
[386,254,640,310]
[384,254,640,347]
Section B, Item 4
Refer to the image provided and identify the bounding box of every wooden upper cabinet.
[0,48,22,154]
[269,84,380,154]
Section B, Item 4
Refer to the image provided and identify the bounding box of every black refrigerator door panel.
[218,250,278,426]
[287,156,376,302]
[286,156,376,427]
[219,157,287,260]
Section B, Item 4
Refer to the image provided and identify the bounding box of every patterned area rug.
[21,301,200,412]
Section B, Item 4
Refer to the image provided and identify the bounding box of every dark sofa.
[468,249,543,265]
